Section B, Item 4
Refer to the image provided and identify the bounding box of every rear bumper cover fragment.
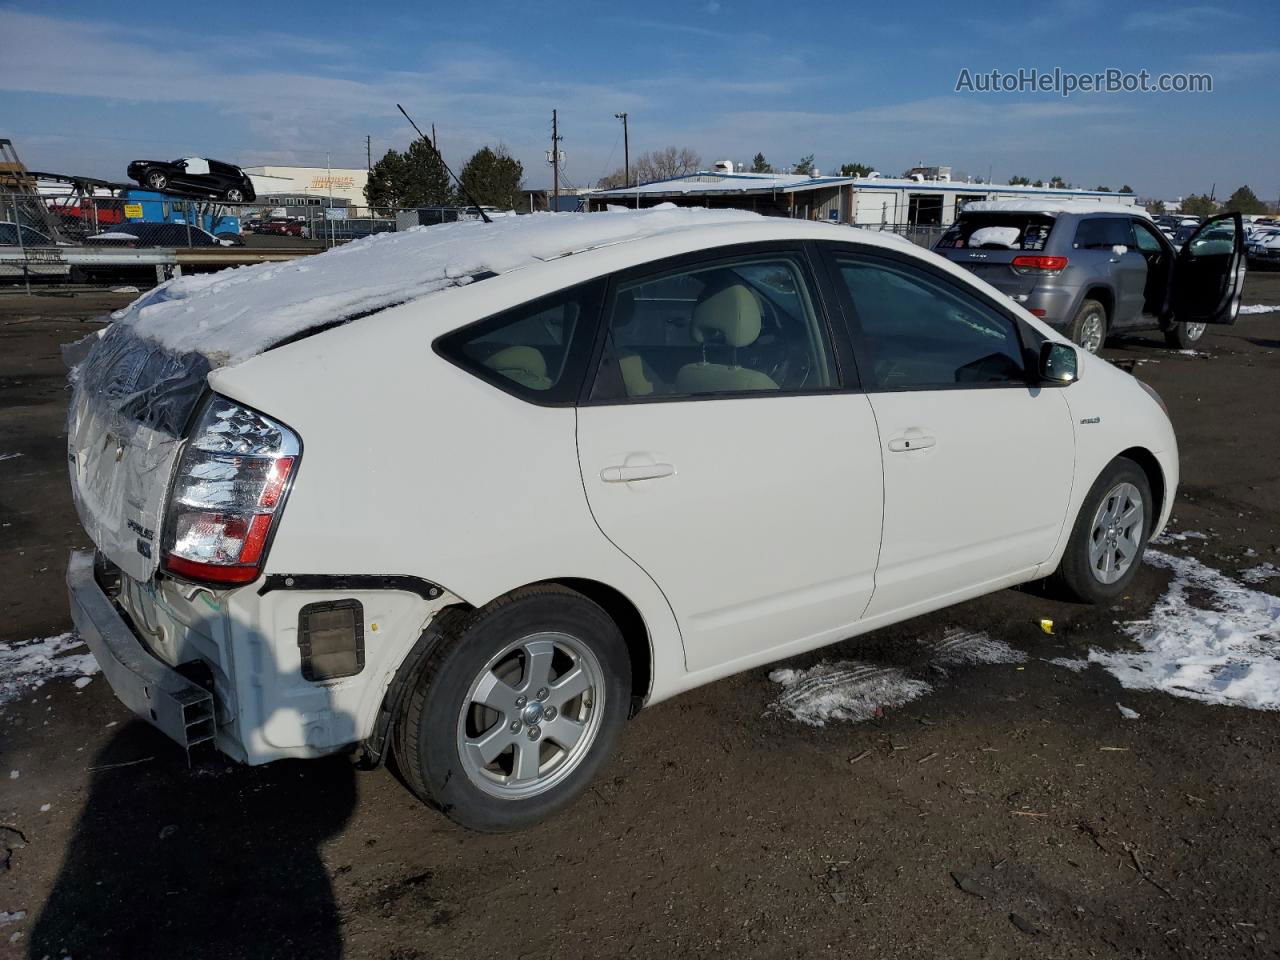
[67,550,215,753]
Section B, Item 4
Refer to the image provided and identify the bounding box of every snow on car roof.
[110,206,765,367]
[962,199,1151,218]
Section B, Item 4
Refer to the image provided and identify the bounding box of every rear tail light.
[1012,255,1069,275]
[162,395,300,586]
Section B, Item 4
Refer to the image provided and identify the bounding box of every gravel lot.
[2,277,1279,960]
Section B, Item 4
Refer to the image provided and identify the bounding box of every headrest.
[483,345,551,389]
[691,281,762,348]
[613,288,637,327]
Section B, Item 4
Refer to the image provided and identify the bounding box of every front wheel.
[1049,457,1152,603]
[1068,298,1108,354]
[395,585,631,832]
[1164,321,1206,349]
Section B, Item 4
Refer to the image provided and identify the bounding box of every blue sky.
[2,1,1277,199]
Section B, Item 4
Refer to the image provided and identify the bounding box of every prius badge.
[1080,416,1101,425]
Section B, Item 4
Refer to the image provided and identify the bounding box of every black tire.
[1163,321,1206,349]
[224,186,245,203]
[1049,457,1153,604]
[395,585,631,832]
[144,169,168,191]
[1067,298,1108,354]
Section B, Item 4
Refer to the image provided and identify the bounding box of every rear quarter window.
[937,213,1055,252]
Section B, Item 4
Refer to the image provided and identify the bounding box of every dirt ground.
[2,278,1279,960]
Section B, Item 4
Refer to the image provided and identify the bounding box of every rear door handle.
[600,463,676,483]
[887,433,936,453]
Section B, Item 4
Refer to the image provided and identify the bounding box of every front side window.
[1132,220,1165,253]
[591,254,837,401]
[436,280,602,404]
[836,254,1027,390]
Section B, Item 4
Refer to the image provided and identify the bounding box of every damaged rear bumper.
[66,550,215,753]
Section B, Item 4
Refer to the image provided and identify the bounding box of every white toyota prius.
[65,208,1209,831]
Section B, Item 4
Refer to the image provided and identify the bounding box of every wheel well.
[550,578,651,716]
[1117,447,1165,533]
[1083,287,1114,321]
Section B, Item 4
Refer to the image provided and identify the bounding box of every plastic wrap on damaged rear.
[65,324,211,582]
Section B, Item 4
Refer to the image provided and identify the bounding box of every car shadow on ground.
[28,721,355,960]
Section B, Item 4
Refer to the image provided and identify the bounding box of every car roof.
[961,200,1151,219]
[109,209,936,367]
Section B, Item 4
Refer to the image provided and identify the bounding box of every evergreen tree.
[793,153,815,175]
[1181,194,1218,218]
[1223,185,1266,215]
[1094,185,1112,192]
[1008,175,1032,185]
[839,162,875,177]
[459,145,524,211]
[363,141,453,210]
[1119,185,1134,194]
[751,152,773,173]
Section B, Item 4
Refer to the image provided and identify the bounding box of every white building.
[587,170,1134,227]
[242,165,370,207]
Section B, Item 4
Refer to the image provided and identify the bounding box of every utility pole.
[614,112,629,187]
[366,135,371,171]
[550,109,562,210]
[431,124,437,151]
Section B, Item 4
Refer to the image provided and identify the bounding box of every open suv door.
[1173,212,1246,325]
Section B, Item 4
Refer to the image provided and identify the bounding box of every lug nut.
[509,720,521,732]
[527,725,541,740]
[543,706,557,721]
[515,695,527,707]
[536,687,549,701]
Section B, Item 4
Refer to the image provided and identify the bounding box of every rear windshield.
[936,213,1056,252]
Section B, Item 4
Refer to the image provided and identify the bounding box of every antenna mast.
[395,103,491,224]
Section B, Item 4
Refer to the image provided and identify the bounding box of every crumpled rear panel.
[65,325,210,582]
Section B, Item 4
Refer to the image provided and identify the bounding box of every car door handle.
[600,463,676,483]
[887,434,936,453]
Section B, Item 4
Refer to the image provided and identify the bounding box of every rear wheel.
[224,186,245,203]
[1068,298,1108,354]
[1050,457,1152,603]
[1164,321,1206,349]
[395,585,631,832]
[144,169,168,191]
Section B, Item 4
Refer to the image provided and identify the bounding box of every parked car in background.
[258,218,311,238]
[68,210,1198,831]
[127,157,256,203]
[0,221,69,279]
[1247,228,1280,268]
[84,223,237,247]
[314,217,396,241]
[935,201,1245,351]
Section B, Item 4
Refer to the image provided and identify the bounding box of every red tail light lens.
[1011,255,1069,274]
[162,395,300,586]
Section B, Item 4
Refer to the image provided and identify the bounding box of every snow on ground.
[109,207,765,366]
[769,661,932,726]
[926,627,1026,665]
[0,453,22,462]
[1090,550,1280,710]
[768,628,1020,725]
[1241,563,1280,585]
[1240,304,1280,315]
[0,633,99,707]
[1151,528,1207,544]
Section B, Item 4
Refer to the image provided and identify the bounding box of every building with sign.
[241,165,369,207]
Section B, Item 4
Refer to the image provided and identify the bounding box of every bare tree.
[598,146,703,188]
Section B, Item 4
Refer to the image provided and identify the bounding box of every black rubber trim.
[258,574,444,601]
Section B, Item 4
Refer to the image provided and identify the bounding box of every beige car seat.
[483,345,553,391]
[613,289,669,397]
[675,281,779,394]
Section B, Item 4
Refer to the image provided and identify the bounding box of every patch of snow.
[1152,529,1207,544]
[73,676,92,690]
[769,661,932,726]
[0,453,22,462]
[1239,304,1280,315]
[7,770,16,779]
[0,632,99,706]
[0,911,26,926]
[39,803,50,812]
[1241,563,1280,585]
[928,627,1026,665]
[1177,349,1210,358]
[1090,550,1280,710]
[1045,657,1089,672]
[1117,703,1140,719]
[109,208,765,367]
[109,285,140,294]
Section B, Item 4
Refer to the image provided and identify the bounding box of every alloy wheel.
[1088,481,1144,584]
[456,632,605,799]
[1078,310,1105,354]
[1183,322,1207,342]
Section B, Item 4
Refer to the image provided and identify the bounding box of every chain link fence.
[858,222,948,249]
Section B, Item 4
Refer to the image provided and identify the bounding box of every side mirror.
[1111,244,1129,256]
[1039,341,1079,384]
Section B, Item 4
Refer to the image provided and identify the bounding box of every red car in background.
[258,218,311,238]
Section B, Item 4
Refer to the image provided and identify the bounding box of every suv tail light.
[1012,255,1069,275]
[162,395,300,586]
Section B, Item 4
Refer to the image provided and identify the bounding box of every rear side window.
[435,280,604,404]
[1073,217,1135,250]
[936,213,1055,251]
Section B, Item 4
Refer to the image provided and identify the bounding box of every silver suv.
[934,202,1245,352]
